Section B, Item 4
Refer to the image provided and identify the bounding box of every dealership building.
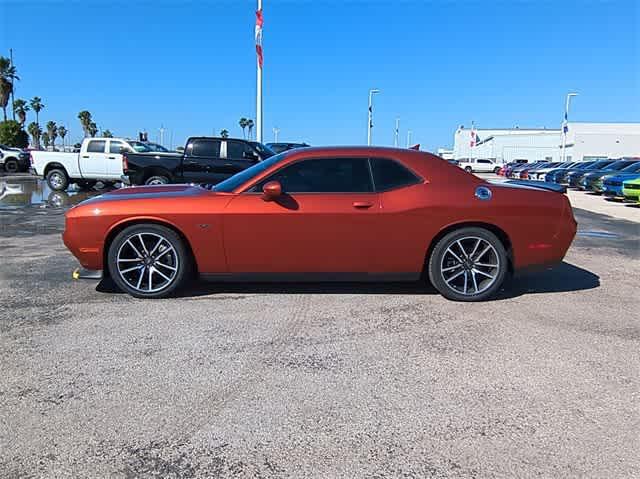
[451,123,640,164]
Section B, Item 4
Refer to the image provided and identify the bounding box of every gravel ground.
[0,194,639,478]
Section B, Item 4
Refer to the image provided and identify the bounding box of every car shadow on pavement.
[96,261,599,300]
[498,261,600,299]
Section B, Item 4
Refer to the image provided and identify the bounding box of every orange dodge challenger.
[63,147,577,301]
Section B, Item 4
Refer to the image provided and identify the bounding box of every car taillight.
[122,153,129,171]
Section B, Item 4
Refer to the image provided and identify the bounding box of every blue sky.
[1,0,638,149]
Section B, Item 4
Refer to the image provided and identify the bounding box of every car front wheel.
[108,224,190,298]
[428,227,508,301]
[464,166,473,173]
[4,159,19,173]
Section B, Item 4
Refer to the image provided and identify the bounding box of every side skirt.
[199,272,421,283]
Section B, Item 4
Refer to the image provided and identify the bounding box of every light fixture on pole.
[561,92,578,163]
[367,89,380,145]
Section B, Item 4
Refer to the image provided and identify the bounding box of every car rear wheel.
[493,166,501,174]
[46,168,69,191]
[107,224,190,298]
[145,175,169,186]
[428,227,508,301]
[4,159,18,173]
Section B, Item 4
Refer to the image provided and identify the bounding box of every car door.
[181,138,222,184]
[477,159,493,172]
[106,140,126,179]
[218,140,259,179]
[79,140,109,178]
[222,157,380,275]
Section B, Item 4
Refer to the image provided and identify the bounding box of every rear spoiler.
[503,179,567,193]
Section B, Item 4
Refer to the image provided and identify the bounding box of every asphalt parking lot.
[1,176,639,478]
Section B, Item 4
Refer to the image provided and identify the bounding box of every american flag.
[470,125,478,147]
[255,8,263,68]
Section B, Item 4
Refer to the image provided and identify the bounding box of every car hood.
[604,173,640,182]
[74,184,212,207]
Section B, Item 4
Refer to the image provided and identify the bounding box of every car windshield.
[213,151,289,192]
[249,142,276,158]
[128,141,153,153]
[575,162,595,169]
[620,162,640,172]
[587,160,614,170]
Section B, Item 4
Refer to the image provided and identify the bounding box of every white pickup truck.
[31,137,155,191]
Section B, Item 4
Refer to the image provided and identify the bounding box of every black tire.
[107,224,190,299]
[464,166,473,173]
[4,158,18,173]
[145,175,170,186]
[46,168,69,191]
[428,227,508,302]
[493,166,501,174]
[76,180,97,190]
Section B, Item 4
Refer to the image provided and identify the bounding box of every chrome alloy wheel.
[439,236,500,296]
[49,172,65,189]
[116,232,179,293]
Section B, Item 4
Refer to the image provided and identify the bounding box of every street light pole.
[367,89,380,145]
[406,130,412,148]
[273,127,279,142]
[561,92,578,163]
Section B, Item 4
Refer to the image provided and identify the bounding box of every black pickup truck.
[121,137,276,186]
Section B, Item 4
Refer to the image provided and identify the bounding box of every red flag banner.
[255,9,263,68]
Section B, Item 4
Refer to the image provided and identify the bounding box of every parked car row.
[497,158,640,204]
[29,136,308,191]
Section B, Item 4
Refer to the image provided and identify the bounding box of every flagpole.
[394,117,399,147]
[256,0,263,143]
[561,92,577,163]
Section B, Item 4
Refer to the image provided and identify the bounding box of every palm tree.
[102,129,113,138]
[78,110,92,136]
[12,99,29,125]
[88,121,98,137]
[42,132,50,149]
[220,129,229,138]
[246,119,255,140]
[27,122,42,149]
[58,126,67,149]
[0,56,19,121]
[239,117,248,139]
[30,97,44,124]
[46,121,58,150]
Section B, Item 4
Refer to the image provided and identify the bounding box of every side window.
[478,159,491,164]
[109,141,125,154]
[227,141,256,161]
[370,158,421,192]
[190,140,221,157]
[254,158,373,193]
[86,140,106,153]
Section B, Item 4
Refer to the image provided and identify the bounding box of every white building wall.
[565,123,640,161]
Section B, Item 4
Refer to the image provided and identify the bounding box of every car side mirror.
[262,181,282,201]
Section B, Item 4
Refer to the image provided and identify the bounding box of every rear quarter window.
[371,158,421,191]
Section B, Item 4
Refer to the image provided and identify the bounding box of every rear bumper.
[72,267,103,280]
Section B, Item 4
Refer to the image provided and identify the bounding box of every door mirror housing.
[262,181,282,201]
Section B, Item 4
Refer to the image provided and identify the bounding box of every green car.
[622,177,640,203]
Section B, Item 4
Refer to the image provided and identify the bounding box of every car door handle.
[352,201,373,209]
[224,163,234,167]
[82,155,89,158]
[108,156,116,159]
